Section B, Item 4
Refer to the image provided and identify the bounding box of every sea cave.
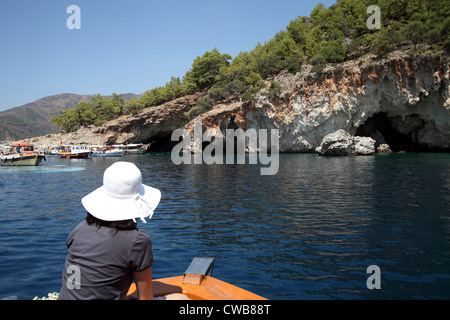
[355,112,441,152]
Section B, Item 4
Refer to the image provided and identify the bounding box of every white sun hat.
[81,162,161,223]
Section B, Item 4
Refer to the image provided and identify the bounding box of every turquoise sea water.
[0,153,449,300]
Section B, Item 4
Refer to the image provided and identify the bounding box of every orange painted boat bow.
[127,257,267,300]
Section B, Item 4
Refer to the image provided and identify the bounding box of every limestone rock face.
[315,130,376,156]
[187,49,449,153]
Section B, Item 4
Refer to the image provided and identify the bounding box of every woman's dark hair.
[86,212,137,231]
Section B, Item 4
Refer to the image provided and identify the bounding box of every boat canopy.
[10,142,34,147]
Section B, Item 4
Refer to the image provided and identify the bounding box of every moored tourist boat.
[112,143,149,154]
[0,142,46,166]
[58,145,91,159]
[127,257,266,300]
[90,146,125,157]
[48,145,71,156]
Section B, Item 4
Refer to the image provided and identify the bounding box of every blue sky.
[0,0,336,111]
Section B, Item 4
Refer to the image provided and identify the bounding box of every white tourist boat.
[112,143,149,154]
[58,145,92,159]
[48,145,71,156]
[1,142,46,166]
[90,146,125,157]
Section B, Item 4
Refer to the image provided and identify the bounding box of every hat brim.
[81,184,161,222]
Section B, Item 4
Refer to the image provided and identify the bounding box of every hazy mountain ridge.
[0,93,138,141]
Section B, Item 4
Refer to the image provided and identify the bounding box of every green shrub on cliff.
[267,80,282,99]
[50,94,125,132]
[183,49,232,91]
[251,31,304,77]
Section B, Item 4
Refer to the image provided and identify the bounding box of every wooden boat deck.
[127,257,266,300]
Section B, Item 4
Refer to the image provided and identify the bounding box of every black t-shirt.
[58,220,153,300]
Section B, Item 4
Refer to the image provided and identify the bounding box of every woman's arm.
[132,267,154,300]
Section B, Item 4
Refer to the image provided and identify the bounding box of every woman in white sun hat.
[58,161,162,300]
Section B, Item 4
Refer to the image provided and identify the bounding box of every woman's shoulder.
[68,220,88,236]
[111,227,151,246]
[135,228,151,239]
[65,220,90,246]
[133,228,152,246]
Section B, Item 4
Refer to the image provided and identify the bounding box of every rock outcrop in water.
[24,49,449,154]
[315,130,376,156]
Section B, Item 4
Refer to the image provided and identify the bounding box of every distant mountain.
[0,93,139,141]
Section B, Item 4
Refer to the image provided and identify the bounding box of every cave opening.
[147,133,179,152]
[355,112,430,152]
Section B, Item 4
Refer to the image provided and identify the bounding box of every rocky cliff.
[25,92,205,150]
[191,49,449,153]
[25,49,449,153]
